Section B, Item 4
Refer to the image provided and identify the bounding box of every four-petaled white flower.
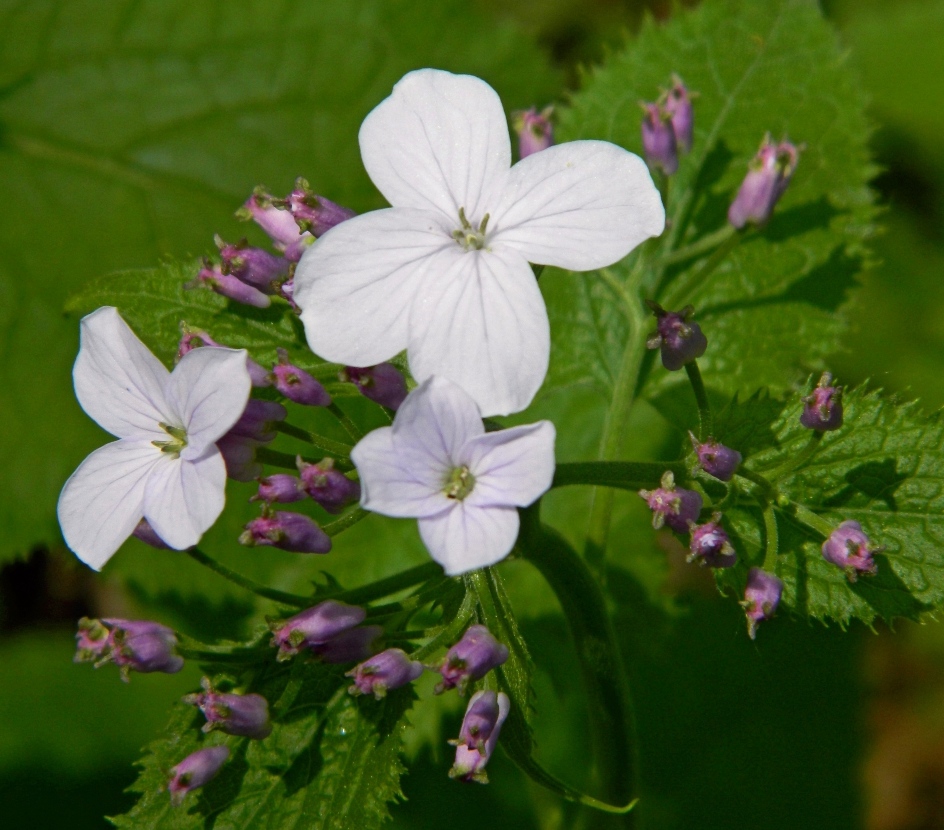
[350,376,555,575]
[294,68,665,417]
[58,307,252,570]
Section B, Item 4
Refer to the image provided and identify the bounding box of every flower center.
[444,465,476,500]
[152,422,188,457]
[452,207,490,252]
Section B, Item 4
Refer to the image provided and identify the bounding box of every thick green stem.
[274,421,353,460]
[762,505,779,571]
[788,502,836,538]
[256,446,304,470]
[659,224,736,267]
[660,229,744,309]
[321,508,368,537]
[684,360,713,439]
[553,460,685,491]
[328,561,444,607]
[185,547,311,607]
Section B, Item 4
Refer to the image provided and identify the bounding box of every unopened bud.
[639,470,702,532]
[728,134,801,229]
[240,511,332,553]
[272,348,332,407]
[268,600,366,661]
[822,520,882,582]
[800,373,843,432]
[215,236,288,293]
[132,518,170,549]
[297,457,360,514]
[435,624,509,695]
[216,434,263,481]
[252,474,305,504]
[688,513,737,568]
[340,364,408,411]
[347,648,424,698]
[75,617,184,681]
[177,325,271,387]
[448,691,511,784]
[312,625,383,664]
[512,106,554,158]
[228,399,287,442]
[663,75,695,153]
[236,186,313,257]
[168,746,229,806]
[188,260,271,308]
[645,301,708,371]
[282,178,356,236]
[641,102,678,175]
[184,677,272,740]
[689,433,742,482]
[741,568,783,639]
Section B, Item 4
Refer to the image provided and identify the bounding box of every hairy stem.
[684,360,713,439]
[185,547,311,607]
[328,561,445,607]
[321,508,369,537]
[659,224,736,267]
[762,505,779,571]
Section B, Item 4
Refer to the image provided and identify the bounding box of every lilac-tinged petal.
[462,421,556,508]
[359,68,510,220]
[57,439,160,570]
[407,250,549,417]
[166,347,253,458]
[418,503,519,576]
[294,208,456,366]
[350,427,449,518]
[143,450,226,550]
[73,307,171,439]
[491,141,665,270]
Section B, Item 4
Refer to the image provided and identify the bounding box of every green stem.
[552,460,685,491]
[256,446,304,470]
[684,360,713,439]
[768,431,824,481]
[273,420,315,444]
[328,562,444,607]
[762,505,779,571]
[735,467,778,501]
[274,421,354,460]
[411,589,476,662]
[788,502,836,538]
[327,402,363,442]
[659,224,736,267]
[185,547,311,607]
[177,645,273,663]
[660,229,744,309]
[321,508,368,537]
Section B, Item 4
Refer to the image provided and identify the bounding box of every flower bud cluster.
[74,617,184,681]
[640,75,695,175]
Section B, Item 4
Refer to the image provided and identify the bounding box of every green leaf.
[0,0,560,561]
[540,0,877,402]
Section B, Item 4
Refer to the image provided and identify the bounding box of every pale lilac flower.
[294,69,664,417]
[350,377,555,575]
[58,308,252,570]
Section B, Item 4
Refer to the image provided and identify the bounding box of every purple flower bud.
[252,474,305,504]
[240,511,332,554]
[215,236,288,293]
[512,106,554,158]
[269,600,366,661]
[638,471,702,533]
[297,457,360,514]
[312,625,383,664]
[216,434,263,481]
[177,327,271,388]
[347,648,424,699]
[132,518,170,549]
[641,102,678,175]
[282,178,357,237]
[168,746,229,806]
[236,186,313,253]
[646,301,708,371]
[272,348,332,407]
[448,691,511,784]
[741,567,783,640]
[74,616,111,662]
[728,134,801,229]
[689,432,742,482]
[688,513,737,568]
[800,373,843,432]
[822,520,882,582]
[189,259,271,308]
[663,75,694,153]
[435,624,509,695]
[228,399,288,442]
[339,364,408,411]
[75,617,184,681]
[184,677,272,740]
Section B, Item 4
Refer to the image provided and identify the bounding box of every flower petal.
[294,208,457,366]
[462,421,556,508]
[418,503,519,576]
[350,426,450,518]
[166,347,253,458]
[491,140,665,270]
[408,249,549,417]
[73,306,172,438]
[359,68,510,220]
[57,439,160,570]
[142,449,226,550]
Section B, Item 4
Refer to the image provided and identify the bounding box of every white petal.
[491,140,665,270]
[359,68,510,220]
[294,208,457,366]
[407,249,549,417]
[418,503,519,576]
[57,439,160,570]
[142,449,226,550]
[166,347,252,458]
[350,426,450,518]
[462,421,556,508]
[73,307,172,438]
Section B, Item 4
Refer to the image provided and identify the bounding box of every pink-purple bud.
[282,178,357,237]
[228,399,287,442]
[728,134,801,229]
[347,648,424,698]
[177,326,271,388]
[240,511,332,554]
[663,75,695,153]
[132,518,170,549]
[690,433,742,482]
[646,302,708,371]
[822,520,882,582]
[448,690,511,784]
[297,457,360,514]
[189,259,271,308]
[312,625,383,664]
[75,617,184,681]
[184,677,272,740]
[236,186,313,258]
[215,236,288,293]
[216,434,263,481]
[269,600,367,661]
[271,349,332,407]
[340,364,408,411]
[252,474,305,504]
[688,513,737,568]
[800,373,843,432]
[168,746,229,806]
[512,106,554,158]
[435,624,509,695]
[741,568,783,640]
[639,471,703,533]
[641,102,678,175]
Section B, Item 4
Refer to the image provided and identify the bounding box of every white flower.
[57,307,252,570]
[350,376,555,575]
[294,68,665,418]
